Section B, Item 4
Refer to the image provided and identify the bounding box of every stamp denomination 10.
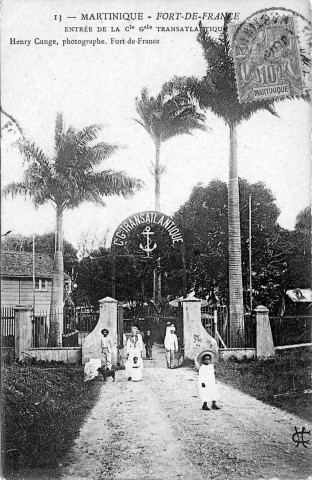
[230,12,308,103]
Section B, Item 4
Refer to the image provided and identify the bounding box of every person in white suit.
[100,329,113,370]
[164,327,178,369]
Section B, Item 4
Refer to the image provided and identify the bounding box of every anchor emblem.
[139,226,157,257]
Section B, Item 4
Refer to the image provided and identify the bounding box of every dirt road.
[61,346,311,480]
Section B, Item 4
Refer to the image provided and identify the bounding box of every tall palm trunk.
[155,141,161,211]
[228,124,244,346]
[154,141,161,303]
[48,204,64,347]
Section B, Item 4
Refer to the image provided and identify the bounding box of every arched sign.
[110,211,185,299]
[112,211,183,248]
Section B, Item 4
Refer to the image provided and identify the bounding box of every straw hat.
[197,349,217,365]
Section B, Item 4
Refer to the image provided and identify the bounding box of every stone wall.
[26,347,82,364]
[219,348,255,361]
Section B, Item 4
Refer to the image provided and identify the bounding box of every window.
[35,279,47,291]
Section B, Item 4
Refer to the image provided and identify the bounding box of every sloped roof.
[1,251,54,278]
[169,294,207,307]
[286,289,312,303]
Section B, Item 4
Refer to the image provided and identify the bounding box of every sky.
[1,0,311,251]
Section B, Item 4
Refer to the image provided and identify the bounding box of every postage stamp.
[230,12,306,103]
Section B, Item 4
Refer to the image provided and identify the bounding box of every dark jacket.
[144,333,154,346]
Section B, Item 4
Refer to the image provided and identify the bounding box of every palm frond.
[265,105,279,117]
[133,117,153,134]
[54,112,64,149]
[2,177,53,206]
[62,181,107,209]
[2,182,32,199]
[70,143,117,172]
[133,118,146,129]
[63,170,143,209]
[140,87,150,102]
[76,124,103,147]
[89,142,120,162]
[1,108,24,137]
[18,139,53,172]
[89,170,143,198]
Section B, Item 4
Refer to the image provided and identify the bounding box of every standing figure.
[131,356,143,382]
[133,325,144,353]
[126,326,143,380]
[100,328,113,370]
[165,322,175,337]
[197,352,221,411]
[164,326,178,369]
[144,330,154,359]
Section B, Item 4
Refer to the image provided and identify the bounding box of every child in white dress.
[198,353,221,411]
[131,356,143,382]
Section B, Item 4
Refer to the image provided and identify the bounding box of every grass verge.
[1,363,102,476]
[215,347,312,421]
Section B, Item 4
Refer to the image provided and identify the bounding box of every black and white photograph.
[1,0,311,479]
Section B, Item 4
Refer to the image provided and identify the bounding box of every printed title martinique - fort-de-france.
[79,12,240,21]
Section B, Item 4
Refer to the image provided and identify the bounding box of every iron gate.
[117,304,124,366]
[1,306,15,362]
[122,302,184,360]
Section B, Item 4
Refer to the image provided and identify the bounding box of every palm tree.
[175,19,297,345]
[135,81,207,211]
[135,82,207,304]
[3,113,142,346]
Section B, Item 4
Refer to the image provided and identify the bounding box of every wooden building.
[1,250,54,314]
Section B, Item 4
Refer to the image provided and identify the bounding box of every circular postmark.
[228,7,311,103]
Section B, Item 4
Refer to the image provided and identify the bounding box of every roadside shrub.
[2,363,102,473]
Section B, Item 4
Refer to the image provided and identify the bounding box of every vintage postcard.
[1,0,311,479]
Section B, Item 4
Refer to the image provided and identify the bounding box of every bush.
[216,347,312,421]
[1,363,102,473]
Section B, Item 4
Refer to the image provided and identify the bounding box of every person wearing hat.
[164,326,178,369]
[100,328,113,370]
[197,351,221,411]
[165,322,175,337]
[130,325,143,348]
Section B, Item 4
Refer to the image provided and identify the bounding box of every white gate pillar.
[182,297,218,368]
[255,305,275,357]
[14,306,33,361]
[82,296,118,365]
